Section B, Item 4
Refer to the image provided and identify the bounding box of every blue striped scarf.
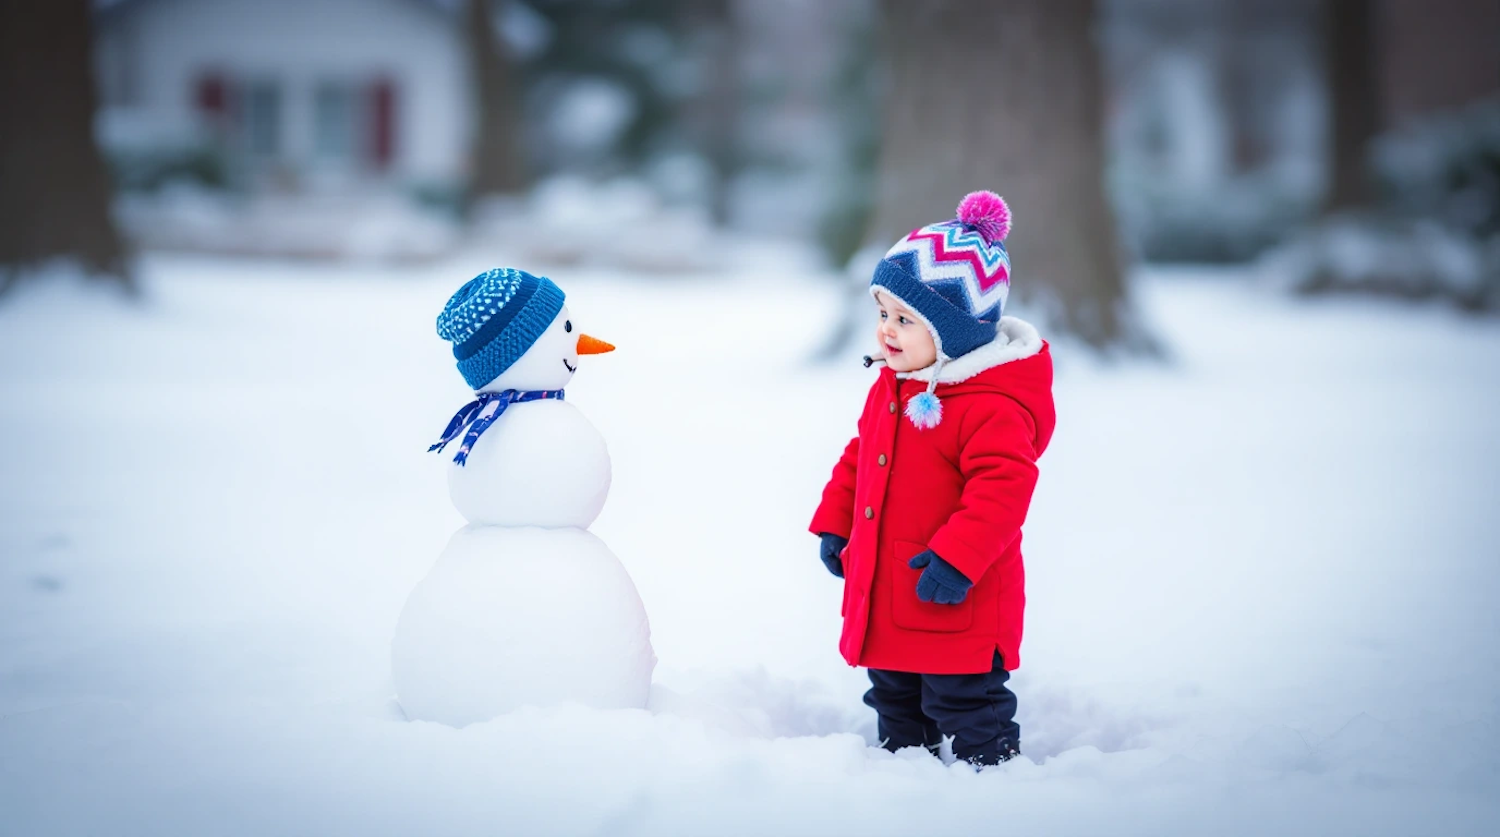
[429,389,565,466]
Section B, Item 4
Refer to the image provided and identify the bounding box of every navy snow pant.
[864,651,1020,765]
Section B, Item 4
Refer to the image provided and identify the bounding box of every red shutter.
[194,71,237,136]
[370,78,396,170]
[195,73,226,115]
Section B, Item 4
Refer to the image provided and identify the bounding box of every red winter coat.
[810,319,1055,675]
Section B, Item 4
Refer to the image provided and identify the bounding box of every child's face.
[874,290,938,372]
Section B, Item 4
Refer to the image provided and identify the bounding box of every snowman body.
[393,302,655,727]
[446,399,610,528]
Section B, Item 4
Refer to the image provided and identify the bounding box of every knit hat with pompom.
[869,190,1014,429]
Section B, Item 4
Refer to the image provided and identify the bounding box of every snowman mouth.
[563,359,577,373]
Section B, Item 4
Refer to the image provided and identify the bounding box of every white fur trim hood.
[896,317,1044,384]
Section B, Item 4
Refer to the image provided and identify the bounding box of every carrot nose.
[577,334,615,355]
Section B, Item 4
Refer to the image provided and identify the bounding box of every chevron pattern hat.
[871,190,1013,360]
[870,190,1013,429]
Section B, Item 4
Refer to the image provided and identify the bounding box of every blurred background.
[2,0,1498,337]
[3,3,1500,833]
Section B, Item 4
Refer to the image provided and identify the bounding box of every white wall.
[98,0,472,186]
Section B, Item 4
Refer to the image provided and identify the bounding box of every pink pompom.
[956,191,1011,244]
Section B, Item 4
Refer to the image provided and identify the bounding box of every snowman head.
[436,268,613,393]
[479,305,614,392]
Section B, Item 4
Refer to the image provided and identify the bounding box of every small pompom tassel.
[906,356,948,430]
[905,391,942,430]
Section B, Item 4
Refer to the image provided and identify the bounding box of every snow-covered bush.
[1114,172,1318,264]
[1263,214,1498,311]
[96,107,229,193]
[1264,98,1500,312]
[1374,96,1500,242]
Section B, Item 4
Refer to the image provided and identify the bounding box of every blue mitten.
[909,550,972,604]
[818,533,848,578]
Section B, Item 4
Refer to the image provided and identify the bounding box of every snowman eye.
[565,320,573,332]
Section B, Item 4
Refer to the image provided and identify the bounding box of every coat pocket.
[890,540,974,633]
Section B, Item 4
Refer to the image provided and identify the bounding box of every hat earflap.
[905,356,947,430]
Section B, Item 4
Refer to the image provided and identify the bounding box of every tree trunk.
[852,0,1139,351]
[690,0,740,227]
[467,0,526,198]
[0,0,132,293]
[1320,0,1382,214]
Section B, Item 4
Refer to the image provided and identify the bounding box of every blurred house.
[1102,0,1325,262]
[1101,0,1500,266]
[94,0,471,196]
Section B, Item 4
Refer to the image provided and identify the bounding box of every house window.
[314,82,360,160]
[243,80,282,156]
[313,79,397,170]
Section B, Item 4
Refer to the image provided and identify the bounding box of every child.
[810,191,1055,766]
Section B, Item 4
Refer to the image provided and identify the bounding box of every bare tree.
[1320,0,1382,214]
[827,0,1143,353]
[466,0,527,199]
[0,0,132,295]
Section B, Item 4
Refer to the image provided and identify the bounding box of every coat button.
[888,401,897,413]
[878,454,887,466]
[864,506,874,519]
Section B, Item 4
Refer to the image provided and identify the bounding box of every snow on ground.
[1,254,1497,836]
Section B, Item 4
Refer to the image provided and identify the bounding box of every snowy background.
[2,252,1497,835]
[5,0,1500,834]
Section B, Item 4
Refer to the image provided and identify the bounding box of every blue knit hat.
[871,191,1013,430]
[437,267,566,390]
[870,191,1013,361]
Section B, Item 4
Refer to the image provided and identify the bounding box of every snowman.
[392,267,655,727]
